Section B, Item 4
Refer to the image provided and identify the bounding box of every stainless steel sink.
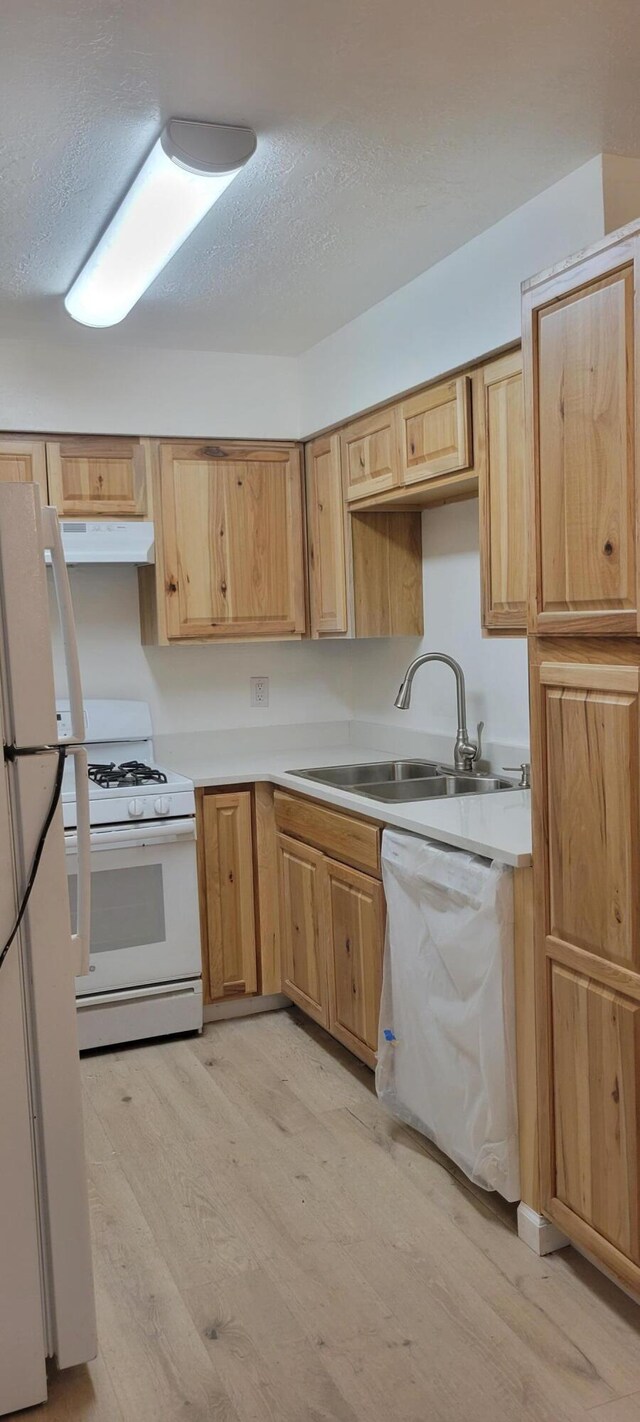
[289,760,517,802]
[291,759,442,789]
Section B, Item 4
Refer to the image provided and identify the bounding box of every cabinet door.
[524,233,640,635]
[342,407,402,504]
[399,376,471,486]
[0,438,47,499]
[277,832,328,1027]
[326,857,385,1067]
[306,434,349,636]
[479,352,527,632]
[159,442,306,640]
[532,651,640,1289]
[199,790,258,1002]
[46,437,150,517]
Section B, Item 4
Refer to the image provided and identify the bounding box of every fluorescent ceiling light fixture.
[64,119,257,327]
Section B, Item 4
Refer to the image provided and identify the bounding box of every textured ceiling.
[2,0,640,354]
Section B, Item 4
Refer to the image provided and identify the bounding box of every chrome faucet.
[394,652,484,772]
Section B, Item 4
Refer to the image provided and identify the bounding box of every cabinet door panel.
[525,241,640,635]
[306,434,349,636]
[0,438,47,499]
[399,376,471,485]
[551,964,640,1262]
[326,857,384,1067]
[160,443,305,640]
[46,437,149,517]
[541,662,640,969]
[342,408,401,503]
[480,353,527,631]
[277,833,328,1026]
[200,790,257,1002]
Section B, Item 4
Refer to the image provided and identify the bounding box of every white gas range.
[60,699,203,1051]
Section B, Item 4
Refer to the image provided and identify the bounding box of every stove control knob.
[154,796,170,816]
[128,798,144,818]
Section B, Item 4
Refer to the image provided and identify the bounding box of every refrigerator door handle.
[41,507,85,744]
[65,746,91,976]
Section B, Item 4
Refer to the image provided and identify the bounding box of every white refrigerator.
[0,483,96,1415]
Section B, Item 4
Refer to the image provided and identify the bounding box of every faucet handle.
[474,721,484,763]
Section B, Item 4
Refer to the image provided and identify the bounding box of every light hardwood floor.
[13,1007,640,1422]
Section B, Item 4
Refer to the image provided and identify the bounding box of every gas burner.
[88,760,169,789]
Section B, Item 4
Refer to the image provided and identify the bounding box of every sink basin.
[361,774,516,803]
[289,761,517,802]
[291,759,442,789]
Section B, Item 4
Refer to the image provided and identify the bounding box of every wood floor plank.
[588,1396,640,1420]
[87,1158,243,1422]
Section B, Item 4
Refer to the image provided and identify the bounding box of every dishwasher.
[376,829,520,1201]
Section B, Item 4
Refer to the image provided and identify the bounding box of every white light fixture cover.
[65,120,256,328]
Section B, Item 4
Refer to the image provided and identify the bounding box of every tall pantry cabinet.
[523,220,640,1291]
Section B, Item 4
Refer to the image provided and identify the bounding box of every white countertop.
[159,737,532,867]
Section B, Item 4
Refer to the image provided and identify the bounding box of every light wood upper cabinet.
[399,376,472,486]
[305,430,423,640]
[0,438,48,499]
[326,857,385,1068]
[523,231,640,636]
[306,434,349,636]
[342,407,402,503]
[277,832,329,1027]
[198,789,258,1003]
[479,352,527,633]
[46,437,151,518]
[530,644,640,1291]
[156,441,306,641]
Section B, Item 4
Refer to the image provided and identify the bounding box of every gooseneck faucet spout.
[394,652,483,772]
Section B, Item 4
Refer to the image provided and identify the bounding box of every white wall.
[298,156,606,433]
[349,500,530,757]
[49,565,352,734]
[0,337,300,439]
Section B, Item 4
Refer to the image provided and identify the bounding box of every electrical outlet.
[250,676,269,708]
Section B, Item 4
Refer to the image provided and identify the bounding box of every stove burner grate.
[88,760,169,789]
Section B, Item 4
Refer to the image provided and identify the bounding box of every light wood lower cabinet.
[530,640,640,1290]
[197,788,258,1004]
[325,858,385,1068]
[277,833,329,1027]
[275,792,385,1066]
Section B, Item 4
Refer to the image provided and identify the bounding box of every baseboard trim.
[517,1202,569,1256]
[203,993,290,1023]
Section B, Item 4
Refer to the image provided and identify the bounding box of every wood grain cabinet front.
[0,437,48,498]
[151,440,306,642]
[523,229,640,636]
[46,436,151,517]
[479,352,527,633]
[326,857,385,1068]
[341,407,402,504]
[399,376,472,486]
[197,789,258,1004]
[530,645,640,1290]
[277,832,329,1027]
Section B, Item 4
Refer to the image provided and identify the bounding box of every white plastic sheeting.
[376,829,520,1201]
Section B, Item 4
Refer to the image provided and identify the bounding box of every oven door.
[67,818,201,996]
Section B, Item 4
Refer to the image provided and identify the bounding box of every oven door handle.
[65,816,197,853]
[65,746,91,975]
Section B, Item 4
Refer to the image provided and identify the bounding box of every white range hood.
[45,519,155,565]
